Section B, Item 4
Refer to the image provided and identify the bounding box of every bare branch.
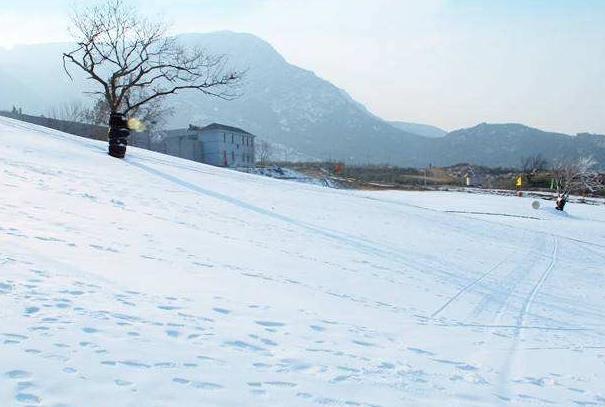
[62,0,242,129]
[551,157,604,198]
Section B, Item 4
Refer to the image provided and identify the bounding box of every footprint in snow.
[456,363,478,371]
[191,381,223,390]
[155,362,177,368]
[82,327,99,334]
[17,382,35,391]
[114,379,133,387]
[224,340,265,352]
[24,307,40,315]
[2,333,28,344]
[60,289,85,296]
[264,381,297,388]
[158,305,182,311]
[15,393,40,404]
[165,330,180,338]
[378,362,396,369]
[352,340,376,347]
[119,361,151,369]
[407,347,434,356]
[5,370,32,379]
[255,321,286,328]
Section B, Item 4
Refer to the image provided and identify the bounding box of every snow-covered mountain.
[2,116,605,405]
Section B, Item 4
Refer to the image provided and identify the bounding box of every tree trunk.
[108,112,129,158]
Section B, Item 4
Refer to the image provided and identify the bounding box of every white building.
[134,123,256,168]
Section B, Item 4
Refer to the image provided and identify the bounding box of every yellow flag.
[515,176,523,188]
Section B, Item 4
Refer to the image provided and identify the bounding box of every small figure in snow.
[555,194,566,211]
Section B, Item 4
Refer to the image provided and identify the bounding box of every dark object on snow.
[108,113,129,158]
[555,194,567,211]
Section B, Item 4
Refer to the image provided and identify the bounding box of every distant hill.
[432,123,605,169]
[389,121,447,138]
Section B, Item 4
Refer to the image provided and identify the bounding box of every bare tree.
[256,140,273,166]
[521,154,548,175]
[62,0,241,158]
[82,95,174,131]
[551,157,604,210]
[47,101,88,123]
[81,97,110,127]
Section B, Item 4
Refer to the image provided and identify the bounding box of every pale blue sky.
[1,0,604,134]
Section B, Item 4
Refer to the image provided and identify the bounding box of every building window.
[231,151,235,162]
[231,134,234,144]
[223,133,226,143]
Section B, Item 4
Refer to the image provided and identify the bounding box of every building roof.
[189,123,255,137]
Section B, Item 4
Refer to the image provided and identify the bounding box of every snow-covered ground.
[236,166,328,187]
[1,116,605,406]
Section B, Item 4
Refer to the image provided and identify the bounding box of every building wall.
[131,126,255,168]
[162,129,203,162]
[199,128,255,168]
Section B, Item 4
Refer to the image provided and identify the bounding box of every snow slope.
[1,116,605,406]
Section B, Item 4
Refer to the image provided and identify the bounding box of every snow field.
[1,116,605,406]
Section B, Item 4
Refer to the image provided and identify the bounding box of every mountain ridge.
[0,32,603,168]
[389,121,447,138]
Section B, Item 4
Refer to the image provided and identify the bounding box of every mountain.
[0,32,430,166]
[0,43,91,110]
[432,123,605,169]
[3,116,605,405]
[0,67,37,109]
[389,121,447,138]
[171,32,433,164]
[0,34,603,168]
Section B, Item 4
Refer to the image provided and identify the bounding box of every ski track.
[443,210,542,220]
[496,235,559,401]
[430,258,507,319]
[124,157,480,290]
